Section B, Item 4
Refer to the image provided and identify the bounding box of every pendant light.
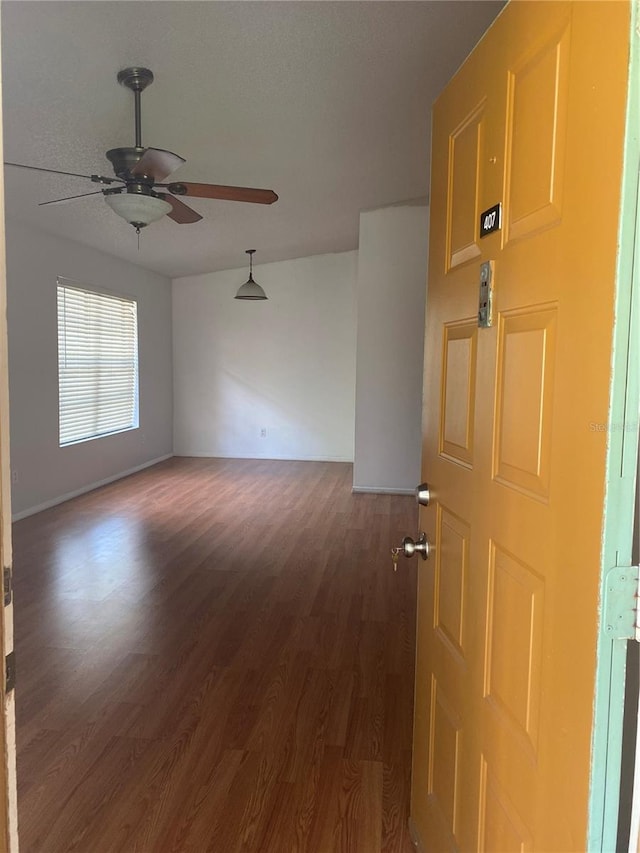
[235,249,268,300]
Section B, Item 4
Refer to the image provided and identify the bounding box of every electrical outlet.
[260,428,267,438]
[11,470,17,484]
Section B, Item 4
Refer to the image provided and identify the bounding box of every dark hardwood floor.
[13,458,418,852]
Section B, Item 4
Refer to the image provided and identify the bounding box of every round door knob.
[402,532,430,560]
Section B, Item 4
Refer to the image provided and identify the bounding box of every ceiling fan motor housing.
[106,147,154,184]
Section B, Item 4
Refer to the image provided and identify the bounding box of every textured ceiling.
[1,1,504,278]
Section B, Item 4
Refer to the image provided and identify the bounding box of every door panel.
[435,508,469,661]
[447,105,485,269]
[479,761,533,853]
[440,322,477,466]
[412,2,631,850]
[428,677,462,840]
[484,542,544,752]
[505,24,570,242]
[493,306,556,498]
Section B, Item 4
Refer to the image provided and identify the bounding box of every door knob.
[391,532,431,571]
[402,532,430,560]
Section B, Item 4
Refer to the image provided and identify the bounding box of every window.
[57,278,139,446]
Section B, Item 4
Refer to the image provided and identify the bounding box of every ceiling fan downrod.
[117,67,154,150]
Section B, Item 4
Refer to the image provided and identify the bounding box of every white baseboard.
[12,454,174,521]
[173,452,354,463]
[352,485,415,495]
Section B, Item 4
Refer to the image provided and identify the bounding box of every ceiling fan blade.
[165,181,278,205]
[39,191,104,207]
[4,162,122,185]
[157,193,203,224]
[131,148,185,182]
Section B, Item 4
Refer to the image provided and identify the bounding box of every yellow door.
[411,2,632,850]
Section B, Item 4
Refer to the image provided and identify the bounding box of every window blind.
[57,280,139,446]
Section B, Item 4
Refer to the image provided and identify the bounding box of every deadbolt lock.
[415,483,430,507]
[478,260,495,328]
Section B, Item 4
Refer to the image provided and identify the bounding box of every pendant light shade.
[235,249,267,300]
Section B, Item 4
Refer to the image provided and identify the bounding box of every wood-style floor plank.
[13,458,417,852]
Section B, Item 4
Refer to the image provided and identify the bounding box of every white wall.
[6,219,173,518]
[173,251,357,461]
[353,204,429,493]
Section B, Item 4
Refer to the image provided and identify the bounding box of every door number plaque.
[480,203,501,238]
[478,261,494,328]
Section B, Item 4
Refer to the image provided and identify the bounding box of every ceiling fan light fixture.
[235,249,268,300]
[105,191,172,229]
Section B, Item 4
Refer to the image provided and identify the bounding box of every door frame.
[0,7,19,848]
[587,3,639,849]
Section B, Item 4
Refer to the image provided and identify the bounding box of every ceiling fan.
[5,67,279,234]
